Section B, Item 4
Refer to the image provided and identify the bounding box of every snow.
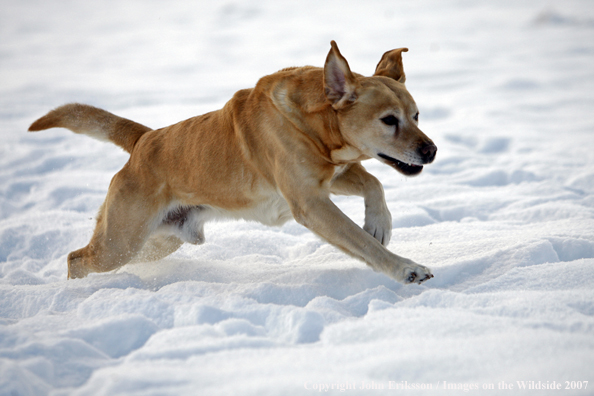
[1,0,594,394]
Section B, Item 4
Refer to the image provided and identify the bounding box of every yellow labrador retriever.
[29,41,437,284]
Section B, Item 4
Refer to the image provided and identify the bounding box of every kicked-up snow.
[1,0,594,395]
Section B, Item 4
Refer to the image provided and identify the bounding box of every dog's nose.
[419,142,437,163]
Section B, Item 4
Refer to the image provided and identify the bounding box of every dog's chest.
[241,165,347,226]
[332,164,349,178]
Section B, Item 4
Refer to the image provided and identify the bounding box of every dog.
[29,41,437,284]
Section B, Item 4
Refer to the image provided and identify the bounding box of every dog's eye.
[381,115,398,127]
[413,112,419,122]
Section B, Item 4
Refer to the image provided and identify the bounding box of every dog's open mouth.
[378,153,424,176]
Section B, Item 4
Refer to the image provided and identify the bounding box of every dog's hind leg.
[131,234,184,263]
[67,164,164,279]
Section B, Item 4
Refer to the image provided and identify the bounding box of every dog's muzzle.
[378,142,437,177]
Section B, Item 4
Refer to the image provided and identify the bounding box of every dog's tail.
[28,103,151,154]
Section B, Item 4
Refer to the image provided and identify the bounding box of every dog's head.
[325,41,436,176]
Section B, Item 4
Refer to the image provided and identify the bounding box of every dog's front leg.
[330,163,392,246]
[286,189,432,285]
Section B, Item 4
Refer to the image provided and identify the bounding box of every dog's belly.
[157,192,293,246]
[210,193,293,227]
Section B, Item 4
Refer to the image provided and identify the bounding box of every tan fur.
[29,103,151,153]
[29,41,437,284]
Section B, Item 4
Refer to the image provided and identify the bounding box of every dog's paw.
[401,262,433,285]
[67,248,91,279]
[363,207,392,246]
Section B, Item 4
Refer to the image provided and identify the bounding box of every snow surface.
[1,0,594,395]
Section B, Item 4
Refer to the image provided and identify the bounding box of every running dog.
[29,41,437,284]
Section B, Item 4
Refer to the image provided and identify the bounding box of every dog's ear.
[324,41,358,108]
[374,48,408,83]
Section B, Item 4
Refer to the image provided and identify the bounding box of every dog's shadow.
[116,256,431,310]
